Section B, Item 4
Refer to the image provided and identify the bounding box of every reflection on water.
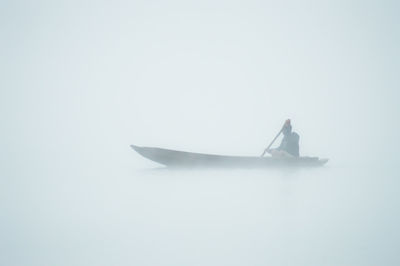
[1,163,399,266]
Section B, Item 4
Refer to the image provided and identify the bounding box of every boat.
[130,145,328,168]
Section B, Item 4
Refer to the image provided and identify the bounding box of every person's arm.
[262,119,291,156]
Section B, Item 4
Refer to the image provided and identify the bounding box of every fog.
[1,0,399,265]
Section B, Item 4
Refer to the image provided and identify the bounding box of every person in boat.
[268,119,299,157]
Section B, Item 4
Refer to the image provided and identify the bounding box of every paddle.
[260,120,290,157]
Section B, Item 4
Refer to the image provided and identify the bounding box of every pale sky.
[1,0,399,169]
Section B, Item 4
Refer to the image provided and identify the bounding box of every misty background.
[1,0,399,265]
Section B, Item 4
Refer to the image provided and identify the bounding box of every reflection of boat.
[130,145,328,168]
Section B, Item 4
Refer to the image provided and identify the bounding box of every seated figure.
[268,119,299,158]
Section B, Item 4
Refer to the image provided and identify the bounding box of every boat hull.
[130,145,328,168]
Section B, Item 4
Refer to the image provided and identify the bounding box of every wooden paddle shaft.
[261,128,283,157]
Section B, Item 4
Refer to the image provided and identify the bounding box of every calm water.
[1,161,399,266]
